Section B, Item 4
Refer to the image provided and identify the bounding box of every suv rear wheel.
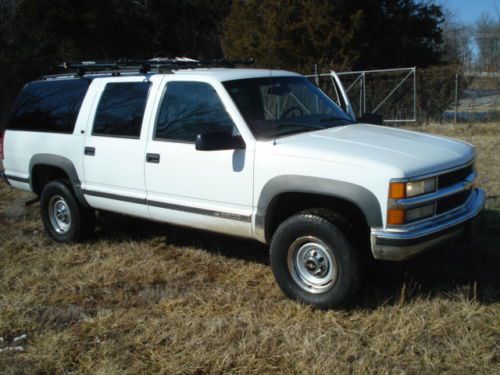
[270,210,360,309]
[40,180,94,242]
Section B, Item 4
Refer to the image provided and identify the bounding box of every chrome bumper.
[370,188,486,261]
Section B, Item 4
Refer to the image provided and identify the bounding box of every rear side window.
[92,82,150,138]
[8,79,90,133]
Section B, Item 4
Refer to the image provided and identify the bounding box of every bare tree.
[440,5,474,69]
[475,13,500,72]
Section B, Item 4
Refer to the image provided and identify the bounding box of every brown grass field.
[1,123,499,374]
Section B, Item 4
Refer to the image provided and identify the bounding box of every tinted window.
[155,82,237,142]
[8,79,90,133]
[93,82,150,138]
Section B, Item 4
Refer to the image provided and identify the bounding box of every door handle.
[84,147,95,156]
[146,153,160,163]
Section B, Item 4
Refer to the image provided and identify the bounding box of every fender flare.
[255,175,383,242]
[29,154,89,207]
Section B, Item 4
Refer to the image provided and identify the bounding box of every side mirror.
[358,113,384,125]
[195,130,246,151]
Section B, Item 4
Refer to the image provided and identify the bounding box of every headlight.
[387,204,435,225]
[389,177,437,199]
[406,178,436,197]
[387,176,438,225]
[405,204,435,222]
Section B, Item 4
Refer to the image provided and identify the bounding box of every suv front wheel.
[270,211,360,309]
[40,180,94,242]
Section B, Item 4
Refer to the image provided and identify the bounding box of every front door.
[144,79,254,237]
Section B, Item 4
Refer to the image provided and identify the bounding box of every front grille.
[436,190,471,214]
[438,164,473,189]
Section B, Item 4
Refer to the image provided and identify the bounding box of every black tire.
[40,180,95,242]
[270,210,361,309]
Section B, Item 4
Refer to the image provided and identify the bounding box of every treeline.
[0,0,231,63]
[0,0,457,125]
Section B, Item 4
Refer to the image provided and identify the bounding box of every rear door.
[82,76,161,218]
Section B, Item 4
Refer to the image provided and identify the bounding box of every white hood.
[271,124,475,177]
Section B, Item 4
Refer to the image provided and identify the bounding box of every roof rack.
[46,57,255,78]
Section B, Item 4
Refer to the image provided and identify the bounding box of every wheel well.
[31,165,70,196]
[265,192,370,243]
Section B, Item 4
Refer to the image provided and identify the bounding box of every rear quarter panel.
[3,80,100,192]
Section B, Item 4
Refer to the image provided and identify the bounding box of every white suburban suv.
[1,60,485,308]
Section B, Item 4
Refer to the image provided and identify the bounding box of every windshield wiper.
[319,116,354,123]
[265,122,324,138]
[276,122,321,128]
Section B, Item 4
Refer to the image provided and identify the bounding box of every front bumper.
[370,188,486,261]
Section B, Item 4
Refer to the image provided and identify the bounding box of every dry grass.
[1,122,499,375]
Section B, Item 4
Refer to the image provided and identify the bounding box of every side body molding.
[255,175,383,242]
[29,154,89,207]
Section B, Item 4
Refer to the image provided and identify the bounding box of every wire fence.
[309,66,500,124]
[444,72,500,122]
[337,68,416,123]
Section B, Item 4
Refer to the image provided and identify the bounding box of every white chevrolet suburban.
[0,60,485,308]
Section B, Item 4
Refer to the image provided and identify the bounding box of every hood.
[272,124,475,177]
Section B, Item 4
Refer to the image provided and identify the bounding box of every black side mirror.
[195,130,246,151]
[358,113,384,125]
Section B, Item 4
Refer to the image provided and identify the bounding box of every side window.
[8,79,90,133]
[155,81,237,142]
[92,82,150,138]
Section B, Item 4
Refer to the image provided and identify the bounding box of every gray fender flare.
[29,154,89,207]
[255,175,383,242]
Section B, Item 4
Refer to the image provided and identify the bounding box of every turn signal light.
[389,182,406,199]
[387,209,405,225]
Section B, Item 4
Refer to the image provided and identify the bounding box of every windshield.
[223,76,354,140]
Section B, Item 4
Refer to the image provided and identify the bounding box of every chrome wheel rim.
[287,236,338,294]
[48,195,71,234]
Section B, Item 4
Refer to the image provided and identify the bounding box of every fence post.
[454,73,459,123]
[362,71,366,114]
[413,67,417,122]
[314,64,320,112]
[359,74,363,117]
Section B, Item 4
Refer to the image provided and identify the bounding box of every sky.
[440,0,500,24]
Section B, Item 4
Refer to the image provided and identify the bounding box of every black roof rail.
[51,58,255,78]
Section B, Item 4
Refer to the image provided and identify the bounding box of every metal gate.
[307,67,416,123]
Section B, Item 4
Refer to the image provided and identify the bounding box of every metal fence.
[444,72,500,122]
[308,67,500,124]
[307,67,416,123]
